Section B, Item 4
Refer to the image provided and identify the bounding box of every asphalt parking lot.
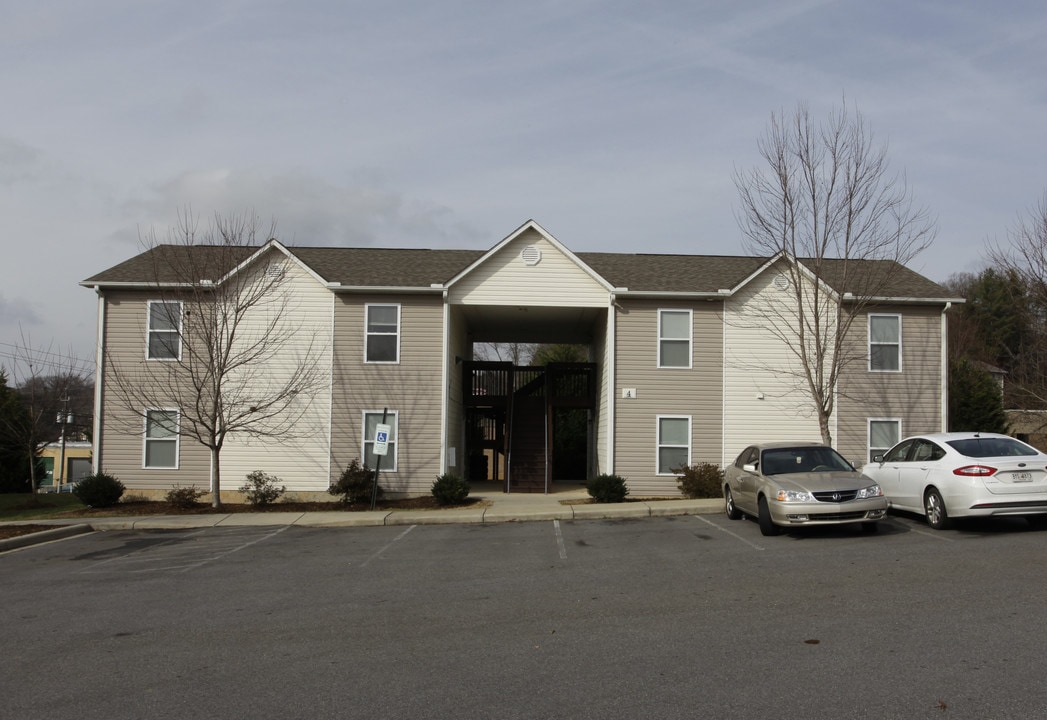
[4,512,1046,719]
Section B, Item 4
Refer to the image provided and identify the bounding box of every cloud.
[111,167,486,249]
[0,293,42,327]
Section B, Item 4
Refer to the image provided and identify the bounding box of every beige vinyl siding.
[836,305,945,463]
[449,228,607,307]
[98,292,210,489]
[723,269,826,465]
[220,256,333,492]
[331,293,444,494]
[613,298,723,495]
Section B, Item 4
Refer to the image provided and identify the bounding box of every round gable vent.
[520,246,542,266]
[773,273,790,290]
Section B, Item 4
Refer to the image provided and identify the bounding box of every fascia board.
[444,219,615,292]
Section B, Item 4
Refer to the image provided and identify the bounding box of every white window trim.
[146,300,182,361]
[868,313,902,373]
[656,414,691,476]
[657,308,693,369]
[867,418,901,463]
[362,410,398,472]
[365,303,401,364]
[143,408,180,470]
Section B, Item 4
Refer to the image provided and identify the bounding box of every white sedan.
[863,432,1047,529]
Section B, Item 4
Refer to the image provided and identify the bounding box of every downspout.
[941,301,952,431]
[439,288,449,473]
[92,288,106,473]
[607,293,618,475]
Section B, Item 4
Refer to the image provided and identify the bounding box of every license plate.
[1011,472,1033,483]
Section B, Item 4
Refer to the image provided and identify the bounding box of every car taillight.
[953,465,997,476]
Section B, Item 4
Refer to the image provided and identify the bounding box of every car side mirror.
[872,454,884,463]
[743,463,757,473]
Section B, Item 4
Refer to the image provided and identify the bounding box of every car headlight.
[776,489,812,502]
[855,484,883,499]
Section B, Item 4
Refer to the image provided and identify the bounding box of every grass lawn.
[0,493,86,521]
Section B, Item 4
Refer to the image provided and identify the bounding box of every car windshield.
[760,447,853,476]
[945,437,1040,458]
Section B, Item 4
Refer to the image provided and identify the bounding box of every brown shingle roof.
[82,244,954,300]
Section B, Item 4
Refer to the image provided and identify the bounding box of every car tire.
[757,496,779,536]
[861,522,879,534]
[724,487,743,520]
[924,488,952,530]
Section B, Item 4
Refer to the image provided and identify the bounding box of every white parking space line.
[694,515,765,551]
[79,527,291,574]
[357,525,416,568]
[890,518,954,541]
[553,520,568,560]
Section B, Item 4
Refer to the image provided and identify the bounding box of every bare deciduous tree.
[105,210,327,508]
[0,333,92,493]
[733,101,936,444]
[987,191,1047,409]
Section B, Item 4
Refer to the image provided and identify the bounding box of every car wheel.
[724,487,743,520]
[757,496,779,536]
[861,522,879,534]
[924,488,952,530]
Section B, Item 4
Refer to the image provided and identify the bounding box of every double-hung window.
[366,304,400,363]
[147,301,182,360]
[363,411,398,470]
[658,309,692,368]
[869,314,901,372]
[868,419,900,463]
[144,409,180,469]
[657,416,691,474]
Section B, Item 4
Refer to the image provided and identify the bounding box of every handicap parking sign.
[373,423,391,456]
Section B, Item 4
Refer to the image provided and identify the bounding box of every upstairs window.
[147,301,182,360]
[658,309,692,368]
[366,304,400,363]
[144,409,179,469]
[869,314,901,372]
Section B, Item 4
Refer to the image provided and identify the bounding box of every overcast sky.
[3,0,1046,373]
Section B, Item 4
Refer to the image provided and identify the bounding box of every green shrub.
[239,470,286,506]
[431,473,470,505]
[587,473,628,503]
[165,485,205,509]
[73,471,125,507]
[329,458,381,505]
[675,463,725,499]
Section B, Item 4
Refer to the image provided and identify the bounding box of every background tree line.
[944,193,1047,434]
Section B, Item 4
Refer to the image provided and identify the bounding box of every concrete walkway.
[1,486,724,551]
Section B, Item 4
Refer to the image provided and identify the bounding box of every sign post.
[370,408,390,511]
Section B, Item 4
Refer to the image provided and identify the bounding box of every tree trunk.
[818,410,833,447]
[210,446,222,508]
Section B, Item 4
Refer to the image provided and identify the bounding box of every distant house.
[81,220,960,498]
[38,441,92,490]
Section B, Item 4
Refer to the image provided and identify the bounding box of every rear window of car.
[945,437,1039,458]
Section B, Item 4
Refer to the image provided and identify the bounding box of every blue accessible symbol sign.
[373,424,391,456]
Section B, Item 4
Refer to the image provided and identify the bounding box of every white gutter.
[326,285,445,294]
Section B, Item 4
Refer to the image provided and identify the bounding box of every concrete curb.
[0,523,94,552]
[1,497,727,550]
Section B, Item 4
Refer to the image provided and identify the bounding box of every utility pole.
[56,396,71,489]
